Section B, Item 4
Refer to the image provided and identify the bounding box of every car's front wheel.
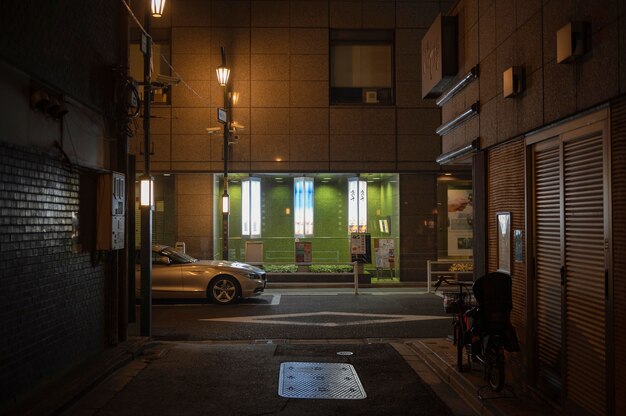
[208,276,240,305]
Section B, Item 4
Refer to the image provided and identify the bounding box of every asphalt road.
[133,288,454,341]
[67,342,460,416]
[65,289,478,416]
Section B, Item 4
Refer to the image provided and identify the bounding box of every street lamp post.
[216,47,231,260]
[140,0,166,338]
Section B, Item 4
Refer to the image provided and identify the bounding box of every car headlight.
[243,272,260,280]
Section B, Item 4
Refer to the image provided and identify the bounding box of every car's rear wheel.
[208,276,240,305]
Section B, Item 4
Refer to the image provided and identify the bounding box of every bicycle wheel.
[485,343,505,392]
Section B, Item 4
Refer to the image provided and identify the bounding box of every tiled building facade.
[128,0,458,279]
[435,1,626,415]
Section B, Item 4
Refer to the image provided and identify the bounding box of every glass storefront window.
[436,173,473,259]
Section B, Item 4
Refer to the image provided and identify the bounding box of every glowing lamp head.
[140,176,154,208]
[151,0,166,17]
[222,191,230,214]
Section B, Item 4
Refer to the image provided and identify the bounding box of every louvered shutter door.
[563,134,606,416]
[533,139,563,391]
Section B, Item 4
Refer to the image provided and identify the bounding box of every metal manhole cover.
[278,362,367,399]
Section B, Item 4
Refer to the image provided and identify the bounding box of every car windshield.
[160,247,198,264]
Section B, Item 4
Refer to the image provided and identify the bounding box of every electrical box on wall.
[97,172,126,250]
[556,22,588,64]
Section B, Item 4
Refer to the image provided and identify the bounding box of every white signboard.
[351,233,366,255]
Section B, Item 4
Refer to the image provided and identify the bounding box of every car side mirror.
[157,256,171,265]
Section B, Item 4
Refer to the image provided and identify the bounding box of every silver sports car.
[136,245,267,304]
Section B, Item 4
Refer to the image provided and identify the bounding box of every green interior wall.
[216,175,399,266]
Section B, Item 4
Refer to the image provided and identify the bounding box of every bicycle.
[434,274,509,393]
[434,276,474,373]
[470,272,515,393]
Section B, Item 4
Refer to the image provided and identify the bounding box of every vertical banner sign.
[348,177,367,233]
[294,177,314,237]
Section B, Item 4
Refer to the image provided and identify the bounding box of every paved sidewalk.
[5,337,556,416]
[409,339,555,416]
[2,337,150,416]
[62,340,471,416]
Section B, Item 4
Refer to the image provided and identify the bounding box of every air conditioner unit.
[364,90,379,103]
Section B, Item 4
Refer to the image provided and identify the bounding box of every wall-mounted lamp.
[557,22,588,64]
[140,175,154,208]
[503,66,524,98]
[151,0,166,17]
[30,89,69,119]
[222,190,230,214]
[436,102,479,136]
[31,90,50,112]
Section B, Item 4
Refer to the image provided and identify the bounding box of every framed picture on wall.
[497,212,511,274]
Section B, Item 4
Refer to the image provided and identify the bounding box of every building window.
[348,177,367,233]
[130,28,171,105]
[330,30,394,105]
[242,177,262,238]
[294,177,314,237]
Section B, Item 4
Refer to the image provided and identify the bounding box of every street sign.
[140,33,148,55]
[217,107,227,124]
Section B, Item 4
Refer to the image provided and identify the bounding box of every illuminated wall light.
[221,191,230,214]
[294,177,314,237]
[242,177,261,238]
[140,176,154,208]
[348,177,367,233]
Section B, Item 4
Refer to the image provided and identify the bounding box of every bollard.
[353,261,359,295]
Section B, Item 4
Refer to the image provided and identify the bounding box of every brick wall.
[0,142,106,408]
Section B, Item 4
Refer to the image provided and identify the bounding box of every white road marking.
[271,294,281,305]
[199,311,448,327]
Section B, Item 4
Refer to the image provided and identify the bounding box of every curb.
[408,340,499,416]
[408,340,555,416]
